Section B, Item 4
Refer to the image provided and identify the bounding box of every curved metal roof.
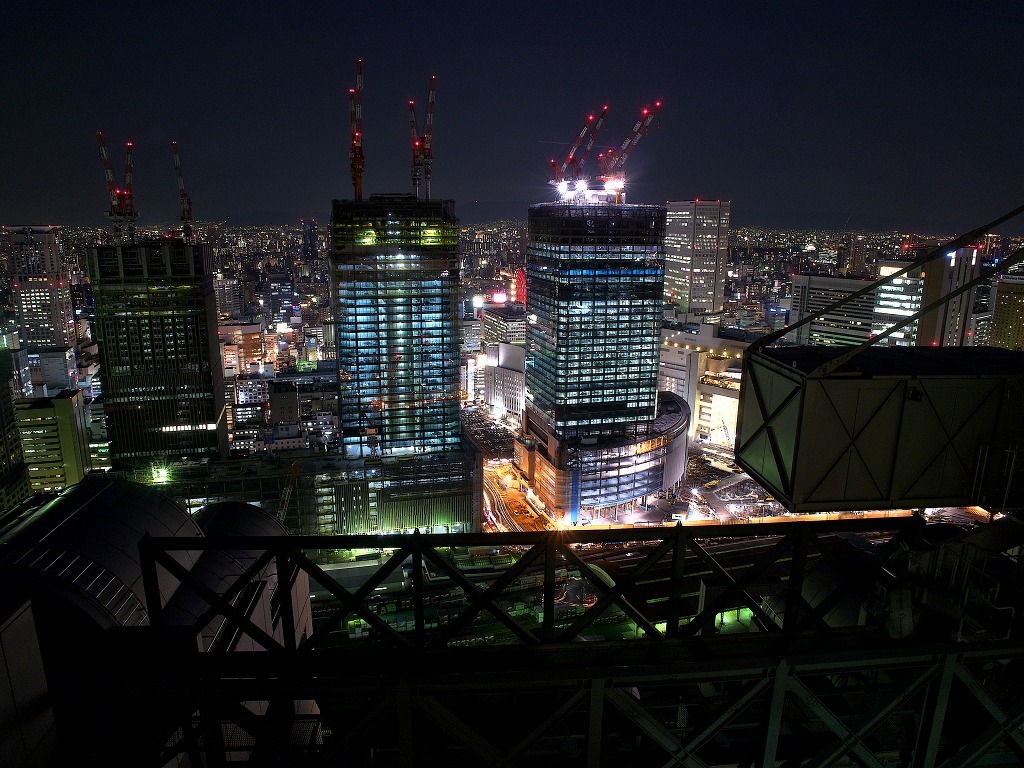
[0,477,201,628]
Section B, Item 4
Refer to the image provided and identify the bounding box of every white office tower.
[5,226,75,349]
[918,246,984,347]
[664,200,730,315]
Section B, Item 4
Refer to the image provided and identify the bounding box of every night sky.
[2,2,1022,232]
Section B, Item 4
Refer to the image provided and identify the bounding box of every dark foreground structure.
[3,477,1024,766]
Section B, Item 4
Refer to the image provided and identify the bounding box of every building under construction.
[518,202,688,522]
[330,194,476,533]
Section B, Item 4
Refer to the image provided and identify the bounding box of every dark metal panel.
[738,347,1024,512]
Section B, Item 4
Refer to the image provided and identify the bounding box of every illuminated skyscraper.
[301,218,318,262]
[330,193,475,533]
[0,350,31,512]
[989,275,1024,350]
[664,200,731,314]
[87,237,227,469]
[518,202,689,522]
[4,226,75,350]
[15,389,92,494]
[918,246,983,347]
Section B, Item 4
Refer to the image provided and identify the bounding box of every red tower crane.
[550,105,608,185]
[348,59,365,201]
[170,141,194,240]
[95,131,139,242]
[408,99,423,199]
[407,75,438,200]
[122,141,136,216]
[598,101,662,180]
[421,75,437,200]
[598,101,662,203]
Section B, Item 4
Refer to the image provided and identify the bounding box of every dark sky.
[2,2,1022,232]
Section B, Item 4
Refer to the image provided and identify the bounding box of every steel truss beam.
[106,636,1024,766]
[140,518,920,653]
[118,521,1024,766]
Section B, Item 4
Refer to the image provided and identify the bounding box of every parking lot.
[461,407,516,459]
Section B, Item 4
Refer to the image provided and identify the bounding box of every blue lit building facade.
[518,202,689,522]
[330,194,476,533]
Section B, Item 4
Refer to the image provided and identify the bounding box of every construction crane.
[95,132,139,242]
[598,101,662,202]
[348,59,365,201]
[170,140,194,241]
[421,75,437,200]
[408,99,423,199]
[549,105,608,186]
[407,75,437,200]
[360,408,381,459]
[277,460,301,523]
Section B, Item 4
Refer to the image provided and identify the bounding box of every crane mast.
[122,141,136,216]
[95,132,120,212]
[408,100,423,199]
[348,59,365,202]
[421,75,437,200]
[170,140,194,240]
[598,101,662,203]
[406,75,437,200]
[551,105,608,185]
[95,131,139,243]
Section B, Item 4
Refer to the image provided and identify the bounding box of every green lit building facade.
[330,194,477,533]
[87,238,228,469]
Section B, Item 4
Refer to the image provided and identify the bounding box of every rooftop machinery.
[549,101,661,204]
[95,132,138,243]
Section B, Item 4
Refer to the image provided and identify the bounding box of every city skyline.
[2,3,1023,232]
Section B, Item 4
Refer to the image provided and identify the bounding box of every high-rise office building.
[518,202,689,522]
[871,261,923,345]
[301,218,318,262]
[0,350,31,513]
[15,389,92,494]
[843,233,868,275]
[330,194,475,533]
[789,274,878,346]
[481,305,527,349]
[87,237,227,469]
[664,200,731,314]
[989,275,1024,350]
[4,226,75,350]
[918,246,983,347]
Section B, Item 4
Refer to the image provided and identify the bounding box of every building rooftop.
[761,345,1024,378]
